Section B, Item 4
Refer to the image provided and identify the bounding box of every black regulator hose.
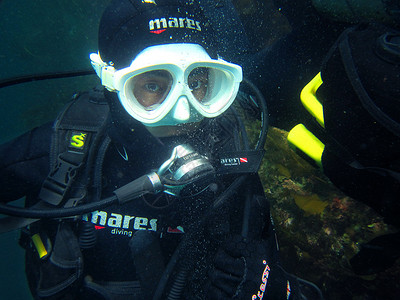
[0,195,117,218]
[242,77,269,150]
[0,70,95,88]
[0,171,158,219]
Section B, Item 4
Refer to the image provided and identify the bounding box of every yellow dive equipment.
[288,72,326,167]
[287,124,325,167]
[300,72,324,127]
[31,233,49,259]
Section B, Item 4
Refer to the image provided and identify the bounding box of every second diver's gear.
[288,24,400,225]
[350,231,400,275]
[90,43,242,126]
[288,24,400,275]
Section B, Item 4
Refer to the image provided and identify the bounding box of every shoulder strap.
[39,86,110,207]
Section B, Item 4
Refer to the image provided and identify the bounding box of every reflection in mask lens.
[188,67,231,109]
[188,67,209,102]
[132,70,173,110]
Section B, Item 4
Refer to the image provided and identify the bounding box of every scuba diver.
[287,23,400,275]
[0,0,322,299]
[242,0,400,130]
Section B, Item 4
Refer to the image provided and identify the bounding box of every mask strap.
[90,53,117,91]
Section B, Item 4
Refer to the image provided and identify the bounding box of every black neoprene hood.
[98,0,218,69]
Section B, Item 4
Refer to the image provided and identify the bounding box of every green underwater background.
[1,0,399,299]
[0,1,109,298]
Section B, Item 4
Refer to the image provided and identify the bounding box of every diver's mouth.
[145,122,202,137]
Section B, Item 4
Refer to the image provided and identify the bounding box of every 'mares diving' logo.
[84,210,157,238]
[149,17,202,34]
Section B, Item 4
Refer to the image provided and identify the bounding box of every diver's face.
[145,122,201,137]
[132,68,209,109]
[133,68,209,137]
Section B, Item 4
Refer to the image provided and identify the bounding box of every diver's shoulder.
[0,121,53,166]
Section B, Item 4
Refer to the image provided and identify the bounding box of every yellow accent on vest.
[31,234,48,259]
[70,133,87,148]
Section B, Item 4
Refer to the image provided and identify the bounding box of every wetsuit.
[0,89,296,299]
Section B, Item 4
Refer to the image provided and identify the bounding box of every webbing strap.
[39,88,110,207]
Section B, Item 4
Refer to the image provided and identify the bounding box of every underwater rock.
[259,127,400,300]
[292,193,328,215]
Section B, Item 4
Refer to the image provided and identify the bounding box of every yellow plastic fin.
[31,233,48,259]
[300,72,325,127]
[287,124,325,167]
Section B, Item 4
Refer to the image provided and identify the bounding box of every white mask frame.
[90,43,243,126]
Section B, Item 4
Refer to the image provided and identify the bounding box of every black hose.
[166,258,191,300]
[277,265,324,300]
[0,195,117,218]
[152,234,184,300]
[242,77,269,150]
[152,173,249,300]
[78,221,97,249]
[212,175,248,209]
[241,185,252,238]
[0,70,95,89]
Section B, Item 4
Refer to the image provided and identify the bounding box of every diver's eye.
[145,83,161,93]
[189,80,203,91]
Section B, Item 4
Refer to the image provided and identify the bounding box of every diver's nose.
[172,96,190,121]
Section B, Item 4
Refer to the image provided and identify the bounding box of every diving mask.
[90,43,243,126]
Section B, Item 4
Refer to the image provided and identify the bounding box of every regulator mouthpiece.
[114,144,215,204]
[158,144,215,196]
